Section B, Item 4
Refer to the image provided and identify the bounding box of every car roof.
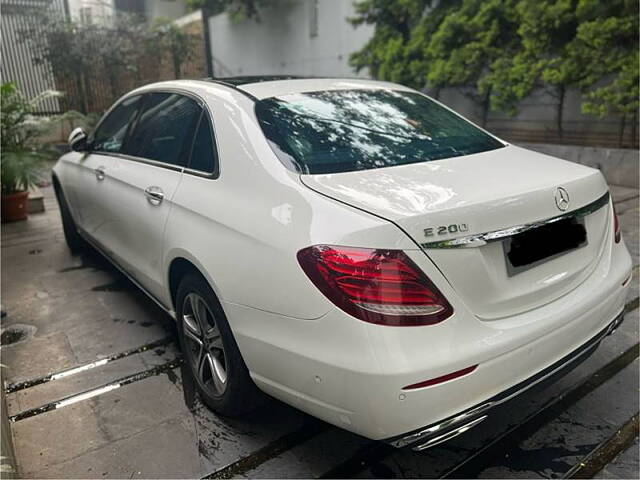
[199,76,415,100]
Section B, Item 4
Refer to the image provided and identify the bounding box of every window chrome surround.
[88,87,221,180]
[419,191,610,249]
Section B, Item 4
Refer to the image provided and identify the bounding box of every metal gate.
[1,0,69,114]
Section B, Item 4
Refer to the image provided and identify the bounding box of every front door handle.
[144,186,164,206]
[94,166,106,181]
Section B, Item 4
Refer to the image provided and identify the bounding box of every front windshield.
[255,89,505,174]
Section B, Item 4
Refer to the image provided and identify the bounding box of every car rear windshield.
[255,89,505,174]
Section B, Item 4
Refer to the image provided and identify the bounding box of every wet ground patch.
[1,324,37,346]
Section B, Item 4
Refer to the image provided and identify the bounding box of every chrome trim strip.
[420,191,610,249]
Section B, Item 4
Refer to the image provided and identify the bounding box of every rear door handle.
[144,186,164,206]
[94,166,106,181]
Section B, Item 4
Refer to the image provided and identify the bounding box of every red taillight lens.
[297,245,453,326]
[613,205,621,243]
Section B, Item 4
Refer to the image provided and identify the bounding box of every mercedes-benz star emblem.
[555,187,570,211]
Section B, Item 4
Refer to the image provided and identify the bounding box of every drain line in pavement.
[8,358,182,422]
[563,411,639,478]
[4,336,176,394]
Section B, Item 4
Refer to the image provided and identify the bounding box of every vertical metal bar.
[202,7,214,77]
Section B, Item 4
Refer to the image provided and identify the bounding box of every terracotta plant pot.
[1,191,29,223]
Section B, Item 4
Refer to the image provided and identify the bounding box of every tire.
[176,272,263,416]
[53,180,86,254]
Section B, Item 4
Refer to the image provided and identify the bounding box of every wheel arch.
[166,252,225,314]
[51,172,61,193]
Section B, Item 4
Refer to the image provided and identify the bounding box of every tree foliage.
[23,10,154,111]
[350,0,639,135]
[152,17,199,78]
[573,0,638,120]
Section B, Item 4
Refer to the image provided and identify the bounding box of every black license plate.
[505,217,587,273]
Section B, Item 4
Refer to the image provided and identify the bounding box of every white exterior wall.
[66,0,115,24]
[144,0,187,21]
[208,0,374,77]
[66,0,187,24]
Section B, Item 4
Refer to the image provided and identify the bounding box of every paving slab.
[1,332,77,384]
[12,402,110,475]
[21,414,201,479]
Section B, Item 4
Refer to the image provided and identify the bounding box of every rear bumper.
[386,310,625,450]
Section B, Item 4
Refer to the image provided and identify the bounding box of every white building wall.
[144,0,187,21]
[66,0,115,24]
[208,0,374,77]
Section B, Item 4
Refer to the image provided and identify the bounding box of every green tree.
[349,0,439,86]
[420,0,520,126]
[505,0,589,137]
[573,0,639,146]
[152,17,198,78]
[23,10,154,112]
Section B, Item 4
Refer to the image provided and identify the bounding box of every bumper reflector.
[402,365,477,390]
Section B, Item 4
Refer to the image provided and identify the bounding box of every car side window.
[188,112,218,174]
[123,92,201,167]
[92,95,142,153]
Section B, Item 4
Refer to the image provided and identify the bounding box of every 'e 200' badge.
[424,223,469,237]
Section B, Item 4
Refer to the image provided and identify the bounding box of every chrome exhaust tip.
[412,415,488,451]
[607,313,625,336]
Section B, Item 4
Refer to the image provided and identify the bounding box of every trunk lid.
[300,145,611,320]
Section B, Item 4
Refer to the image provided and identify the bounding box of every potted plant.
[1,151,45,222]
[1,83,59,222]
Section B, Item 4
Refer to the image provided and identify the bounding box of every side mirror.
[68,127,89,152]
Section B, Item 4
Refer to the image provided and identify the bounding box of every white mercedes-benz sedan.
[53,77,632,450]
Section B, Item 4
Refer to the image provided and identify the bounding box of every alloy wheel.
[182,292,228,396]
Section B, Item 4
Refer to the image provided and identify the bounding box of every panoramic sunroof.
[204,75,310,86]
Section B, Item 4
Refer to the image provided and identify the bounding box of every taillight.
[613,205,621,243]
[297,245,453,326]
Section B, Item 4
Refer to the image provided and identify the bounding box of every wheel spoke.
[183,294,201,335]
[198,351,210,384]
[204,323,222,347]
[184,327,203,347]
[184,328,203,370]
[208,353,227,394]
[193,295,209,331]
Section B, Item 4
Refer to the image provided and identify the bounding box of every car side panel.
[163,90,417,320]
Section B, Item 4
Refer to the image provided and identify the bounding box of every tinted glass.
[188,113,217,173]
[92,95,142,153]
[125,93,201,166]
[255,90,505,174]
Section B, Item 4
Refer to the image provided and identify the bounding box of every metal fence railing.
[1,0,69,114]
